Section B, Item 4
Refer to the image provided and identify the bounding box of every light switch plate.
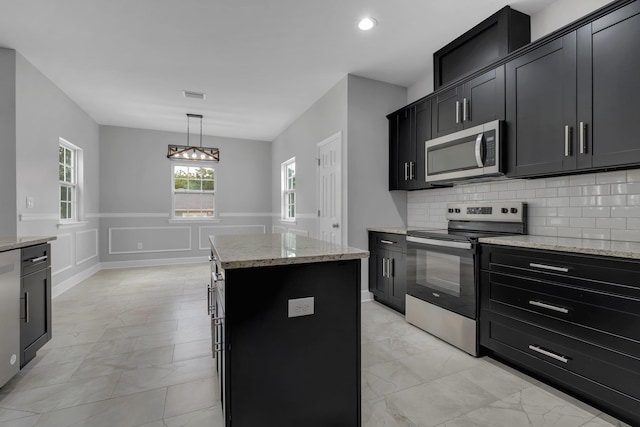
[288,297,314,318]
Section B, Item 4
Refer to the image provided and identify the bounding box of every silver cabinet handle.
[475,133,484,167]
[528,345,569,363]
[463,98,468,122]
[564,125,571,157]
[30,255,48,263]
[404,162,409,181]
[579,122,587,154]
[380,239,395,245]
[529,263,569,273]
[529,300,569,314]
[207,285,216,315]
[25,291,29,323]
[455,101,460,124]
[382,257,387,278]
[409,162,414,180]
[208,255,213,262]
[432,292,440,298]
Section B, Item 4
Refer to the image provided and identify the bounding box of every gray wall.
[99,125,271,264]
[7,51,101,291]
[270,76,348,238]
[0,49,17,237]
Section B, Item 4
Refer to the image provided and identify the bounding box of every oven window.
[428,137,478,174]
[415,249,474,297]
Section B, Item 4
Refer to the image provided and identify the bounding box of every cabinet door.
[413,99,431,189]
[388,113,400,190]
[506,33,577,177]
[577,2,640,170]
[463,66,505,128]
[21,268,51,367]
[388,250,407,313]
[397,107,415,190]
[369,248,389,300]
[432,85,464,138]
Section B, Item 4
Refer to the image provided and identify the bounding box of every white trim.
[19,213,59,222]
[281,157,296,221]
[287,227,309,237]
[52,263,101,298]
[168,218,220,224]
[101,256,207,270]
[219,212,274,217]
[361,290,373,302]
[75,229,99,266]
[171,163,217,220]
[99,213,170,218]
[57,221,89,229]
[316,131,345,244]
[51,232,73,276]
[108,226,192,254]
[198,225,266,250]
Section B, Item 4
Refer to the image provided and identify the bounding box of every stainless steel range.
[405,201,527,356]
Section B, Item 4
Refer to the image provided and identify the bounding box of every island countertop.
[0,236,57,253]
[209,233,368,269]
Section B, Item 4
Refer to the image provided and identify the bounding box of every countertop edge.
[367,227,407,235]
[0,236,57,253]
[218,251,369,269]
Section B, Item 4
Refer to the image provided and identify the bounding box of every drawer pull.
[380,239,395,245]
[529,300,569,314]
[528,345,569,364]
[529,263,569,273]
[29,255,48,263]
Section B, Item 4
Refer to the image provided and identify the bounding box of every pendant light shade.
[167,113,219,162]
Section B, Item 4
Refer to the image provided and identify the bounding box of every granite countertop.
[367,227,408,235]
[479,235,640,260]
[210,233,369,269]
[0,236,57,253]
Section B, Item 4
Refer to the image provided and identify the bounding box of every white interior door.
[317,132,342,245]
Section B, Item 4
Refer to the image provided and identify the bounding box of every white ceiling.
[0,0,558,141]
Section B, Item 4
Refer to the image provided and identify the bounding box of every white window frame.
[58,138,84,225]
[281,157,296,222]
[170,163,217,220]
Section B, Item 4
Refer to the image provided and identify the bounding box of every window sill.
[168,217,221,224]
[57,221,89,229]
[280,218,297,224]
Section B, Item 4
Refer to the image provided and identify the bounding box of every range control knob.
[454,208,461,213]
[510,208,518,214]
[448,208,454,213]
[501,208,509,214]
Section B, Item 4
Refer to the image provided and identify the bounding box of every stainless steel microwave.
[425,120,503,183]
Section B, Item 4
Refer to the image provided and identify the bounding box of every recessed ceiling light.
[358,17,377,31]
[183,90,206,100]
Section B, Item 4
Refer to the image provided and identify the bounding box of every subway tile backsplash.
[407,170,640,242]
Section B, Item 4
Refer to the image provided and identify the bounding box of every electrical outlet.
[26,197,34,208]
[288,297,314,318]
[137,242,143,250]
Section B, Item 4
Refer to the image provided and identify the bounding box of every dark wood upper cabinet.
[432,67,505,139]
[506,34,577,177]
[577,1,640,169]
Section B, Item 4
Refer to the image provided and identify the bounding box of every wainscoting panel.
[75,228,98,265]
[109,226,192,254]
[51,233,73,276]
[198,225,266,250]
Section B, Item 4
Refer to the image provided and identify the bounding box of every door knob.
[332,223,339,228]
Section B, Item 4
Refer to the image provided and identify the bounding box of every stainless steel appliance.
[0,250,20,388]
[405,201,526,356]
[425,120,503,183]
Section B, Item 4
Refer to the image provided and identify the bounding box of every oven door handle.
[407,236,472,250]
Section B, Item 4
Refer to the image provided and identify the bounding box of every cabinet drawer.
[484,271,640,354]
[483,311,640,402]
[481,245,640,299]
[370,232,406,251]
[21,244,50,276]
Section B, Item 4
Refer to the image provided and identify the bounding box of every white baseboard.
[52,263,101,298]
[361,290,373,302]
[100,256,207,270]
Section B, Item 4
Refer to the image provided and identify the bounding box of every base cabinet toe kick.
[480,244,640,426]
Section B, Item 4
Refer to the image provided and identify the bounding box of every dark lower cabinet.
[215,259,361,427]
[480,244,640,425]
[20,244,52,368]
[368,232,406,313]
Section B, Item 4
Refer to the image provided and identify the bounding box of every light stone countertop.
[209,233,369,269]
[479,235,640,260]
[0,236,57,253]
[366,227,408,235]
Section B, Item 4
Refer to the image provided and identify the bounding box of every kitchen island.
[209,233,368,427]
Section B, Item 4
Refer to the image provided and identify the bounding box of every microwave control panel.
[484,130,496,166]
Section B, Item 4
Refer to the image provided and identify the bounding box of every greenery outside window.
[281,158,295,221]
[172,165,215,218]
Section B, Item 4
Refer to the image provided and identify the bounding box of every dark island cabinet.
[432,66,505,139]
[480,244,640,425]
[577,1,640,169]
[388,99,432,191]
[368,232,406,313]
[507,0,640,177]
[20,244,52,368]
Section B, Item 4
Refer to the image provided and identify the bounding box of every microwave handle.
[475,133,484,167]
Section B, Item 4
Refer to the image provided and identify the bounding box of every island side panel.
[225,259,361,427]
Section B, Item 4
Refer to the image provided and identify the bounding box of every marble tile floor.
[0,263,631,427]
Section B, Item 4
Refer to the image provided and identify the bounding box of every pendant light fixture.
[167,113,220,162]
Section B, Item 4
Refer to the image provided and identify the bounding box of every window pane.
[61,186,67,200]
[188,180,202,191]
[65,147,72,165]
[202,180,214,191]
[59,147,65,164]
[174,192,214,217]
[59,164,65,181]
[64,166,71,183]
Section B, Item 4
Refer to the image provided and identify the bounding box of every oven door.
[406,236,477,319]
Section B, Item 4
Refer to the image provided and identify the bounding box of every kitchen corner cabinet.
[431,66,505,139]
[368,232,406,313]
[20,244,52,368]
[480,244,640,425]
[388,99,431,191]
[507,0,640,177]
